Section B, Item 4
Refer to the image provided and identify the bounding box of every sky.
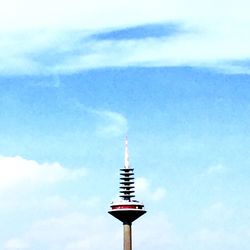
[0,0,250,249]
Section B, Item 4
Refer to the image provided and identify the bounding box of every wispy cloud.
[86,108,128,137]
[67,101,128,137]
[201,164,226,177]
[0,0,250,75]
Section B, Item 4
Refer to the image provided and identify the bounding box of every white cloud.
[188,226,250,250]
[135,177,166,202]
[134,213,178,249]
[0,156,86,191]
[3,213,121,250]
[201,202,233,224]
[151,187,167,201]
[192,228,237,246]
[0,0,175,31]
[4,238,29,250]
[0,0,250,74]
[3,212,176,250]
[135,177,150,192]
[2,195,248,250]
[182,202,248,250]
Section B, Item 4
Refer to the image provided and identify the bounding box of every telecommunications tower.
[108,138,146,250]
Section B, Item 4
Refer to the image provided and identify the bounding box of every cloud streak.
[84,108,128,137]
[94,110,128,137]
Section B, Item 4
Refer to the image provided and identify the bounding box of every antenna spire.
[124,136,129,169]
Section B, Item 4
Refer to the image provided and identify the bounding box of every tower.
[108,138,146,250]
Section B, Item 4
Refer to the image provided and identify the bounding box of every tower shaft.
[123,222,132,250]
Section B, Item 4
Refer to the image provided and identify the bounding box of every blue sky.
[0,1,250,250]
